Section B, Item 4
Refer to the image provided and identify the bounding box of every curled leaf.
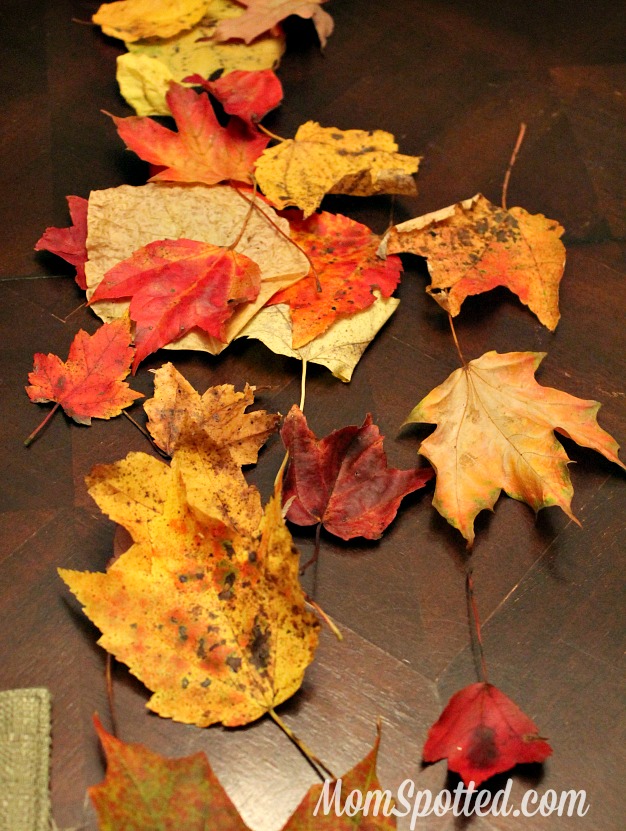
[34,195,88,289]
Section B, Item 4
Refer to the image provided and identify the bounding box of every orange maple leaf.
[112,82,269,186]
[268,212,402,347]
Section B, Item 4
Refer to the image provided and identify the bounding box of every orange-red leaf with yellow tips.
[268,211,402,348]
[112,82,268,186]
[406,350,625,545]
[423,682,552,786]
[89,238,261,370]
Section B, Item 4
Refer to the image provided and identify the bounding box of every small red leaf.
[34,195,88,289]
[184,69,283,124]
[423,682,553,786]
[281,406,433,540]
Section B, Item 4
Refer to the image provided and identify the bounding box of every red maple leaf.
[112,82,269,186]
[89,239,261,370]
[25,317,142,445]
[268,212,403,347]
[34,195,88,289]
[184,69,283,125]
[281,405,433,540]
[423,682,553,786]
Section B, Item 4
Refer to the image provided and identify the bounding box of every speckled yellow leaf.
[144,362,279,462]
[238,293,399,382]
[93,0,209,42]
[382,194,566,330]
[406,350,625,546]
[85,183,308,354]
[60,440,319,727]
[119,0,285,116]
[255,122,420,217]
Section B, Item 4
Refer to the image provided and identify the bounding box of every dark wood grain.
[1,1,624,829]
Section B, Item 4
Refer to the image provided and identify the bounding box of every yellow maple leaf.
[93,0,209,42]
[255,121,420,217]
[382,194,566,330]
[85,183,309,354]
[144,362,279,462]
[60,439,319,727]
[406,350,625,546]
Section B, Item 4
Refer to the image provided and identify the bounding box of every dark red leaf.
[184,69,283,124]
[34,195,88,289]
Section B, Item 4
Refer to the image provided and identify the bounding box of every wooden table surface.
[1,1,624,828]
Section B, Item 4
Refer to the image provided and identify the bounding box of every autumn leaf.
[34,195,88,289]
[268,211,402,347]
[85,183,309,355]
[144,361,279,461]
[90,715,250,830]
[60,439,320,726]
[25,317,142,444]
[185,69,283,124]
[283,725,396,829]
[118,0,285,117]
[93,0,208,42]
[281,406,433,540]
[89,238,261,370]
[239,294,399,382]
[215,0,334,49]
[406,350,625,545]
[382,194,566,330]
[112,82,268,186]
[423,682,552,786]
[255,121,419,217]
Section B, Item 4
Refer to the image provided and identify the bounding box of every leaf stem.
[501,122,527,211]
[299,521,322,574]
[305,595,343,640]
[466,565,489,683]
[122,411,170,459]
[228,179,258,251]
[257,123,288,143]
[299,359,307,412]
[269,708,335,780]
[105,654,119,738]
[24,402,61,447]
[447,314,466,367]
[51,301,87,324]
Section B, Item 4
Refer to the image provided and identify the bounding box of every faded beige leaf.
[238,293,399,381]
[85,183,308,354]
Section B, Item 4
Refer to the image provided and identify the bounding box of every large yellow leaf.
[144,362,279,461]
[60,439,319,727]
[119,0,285,116]
[238,294,400,382]
[382,194,566,330]
[255,122,419,217]
[406,350,625,546]
[85,183,309,354]
[93,0,209,42]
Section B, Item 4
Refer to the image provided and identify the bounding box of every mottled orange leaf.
[406,350,625,545]
[34,195,88,289]
[25,317,142,443]
[215,0,334,48]
[60,440,319,727]
[89,238,261,370]
[384,194,566,330]
[423,683,552,786]
[90,715,250,830]
[112,82,268,186]
[268,211,402,348]
[144,362,279,461]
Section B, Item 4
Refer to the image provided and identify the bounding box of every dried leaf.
[34,195,88,290]
[185,69,283,124]
[85,183,309,354]
[406,350,625,545]
[423,683,552,786]
[112,82,268,186]
[26,317,142,426]
[255,121,419,217]
[215,0,334,48]
[144,362,279,461]
[93,0,208,42]
[238,294,399,382]
[90,715,250,830]
[60,440,319,726]
[383,194,566,330]
[89,238,261,369]
[268,211,402,347]
[281,406,433,540]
